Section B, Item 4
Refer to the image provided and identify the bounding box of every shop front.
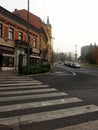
[30,54,41,66]
[0,45,15,71]
[15,40,27,71]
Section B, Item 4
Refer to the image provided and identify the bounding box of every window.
[8,27,14,40]
[3,56,14,67]
[18,32,23,40]
[33,37,37,48]
[0,23,3,37]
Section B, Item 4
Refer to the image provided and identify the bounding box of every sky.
[1,0,98,56]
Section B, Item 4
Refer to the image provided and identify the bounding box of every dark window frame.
[18,31,23,41]
[8,27,14,40]
[0,23,3,37]
[33,37,37,48]
[3,56,14,67]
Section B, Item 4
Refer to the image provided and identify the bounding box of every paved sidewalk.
[0,70,18,79]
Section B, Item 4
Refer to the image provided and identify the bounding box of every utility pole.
[27,0,30,69]
[52,37,55,66]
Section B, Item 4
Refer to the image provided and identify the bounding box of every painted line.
[0,88,57,95]
[71,71,76,76]
[0,82,43,86]
[0,104,98,125]
[50,71,76,76]
[0,92,68,102]
[0,80,41,84]
[0,77,33,80]
[0,85,50,90]
[14,104,98,123]
[0,97,82,112]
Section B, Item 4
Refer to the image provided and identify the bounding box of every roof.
[13,9,43,29]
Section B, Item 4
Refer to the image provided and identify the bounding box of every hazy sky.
[1,0,98,56]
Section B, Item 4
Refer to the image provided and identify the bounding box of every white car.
[72,63,81,68]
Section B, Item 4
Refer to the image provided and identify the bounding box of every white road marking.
[0,97,82,112]
[0,92,68,102]
[0,82,43,86]
[0,85,49,90]
[71,71,76,76]
[0,88,57,95]
[0,104,98,125]
[0,80,41,83]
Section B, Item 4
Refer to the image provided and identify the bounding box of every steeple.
[47,16,49,25]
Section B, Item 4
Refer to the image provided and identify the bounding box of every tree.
[85,44,97,64]
[85,52,96,64]
[93,47,98,64]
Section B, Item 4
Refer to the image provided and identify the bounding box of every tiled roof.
[13,9,43,29]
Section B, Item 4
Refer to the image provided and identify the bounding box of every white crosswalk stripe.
[0,84,49,90]
[0,92,67,102]
[0,97,82,112]
[0,82,42,86]
[0,88,57,95]
[0,76,98,129]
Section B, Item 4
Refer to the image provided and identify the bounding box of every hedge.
[22,64,51,75]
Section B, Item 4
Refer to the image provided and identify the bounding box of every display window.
[3,56,14,67]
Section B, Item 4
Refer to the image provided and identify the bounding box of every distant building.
[81,44,97,63]
[0,6,52,71]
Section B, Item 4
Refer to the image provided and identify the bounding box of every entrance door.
[18,54,23,74]
[0,53,3,70]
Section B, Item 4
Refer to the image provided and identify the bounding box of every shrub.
[22,64,51,75]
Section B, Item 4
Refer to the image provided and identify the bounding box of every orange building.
[0,6,52,71]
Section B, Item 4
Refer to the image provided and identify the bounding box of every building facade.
[0,6,52,71]
[81,44,97,63]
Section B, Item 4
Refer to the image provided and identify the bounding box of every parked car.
[72,63,81,68]
[64,61,68,66]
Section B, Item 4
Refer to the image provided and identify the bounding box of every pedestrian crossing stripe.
[0,97,82,112]
[0,79,42,84]
[0,92,68,102]
[0,82,43,87]
[0,104,98,125]
[0,84,50,90]
[19,104,98,123]
[0,76,33,80]
[0,88,57,95]
[0,77,98,129]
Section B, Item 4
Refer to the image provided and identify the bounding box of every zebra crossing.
[0,76,98,130]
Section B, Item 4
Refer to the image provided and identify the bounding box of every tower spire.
[47,16,49,25]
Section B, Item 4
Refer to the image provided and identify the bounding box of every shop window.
[0,23,3,37]
[3,56,14,67]
[8,27,14,40]
[18,32,23,40]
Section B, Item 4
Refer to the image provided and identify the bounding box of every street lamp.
[75,44,77,62]
[52,37,55,66]
[27,0,30,69]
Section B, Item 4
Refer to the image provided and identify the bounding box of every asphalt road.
[32,64,98,123]
[0,64,98,130]
[33,64,98,106]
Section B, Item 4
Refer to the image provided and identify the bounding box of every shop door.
[0,53,3,70]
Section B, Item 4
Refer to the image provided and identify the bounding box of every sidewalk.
[0,70,18,79]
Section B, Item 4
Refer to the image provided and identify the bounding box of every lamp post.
[52,37,55,66]
[27,0,30,69]
[75,44,77,62]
